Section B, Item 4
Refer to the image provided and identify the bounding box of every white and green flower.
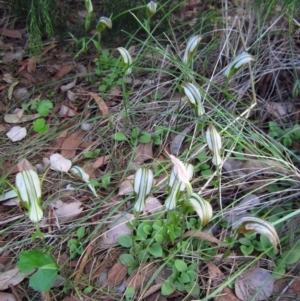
[70,166,98,197]
[96,17,112,32]
[224,52,255,78]
[165,162,193,210]
[182,35,202,64]
[134,168,154,212]
[146,1,157,17]
[16,170,43,223]
[206,124,222,166]
[182,82,205,116]
[117,47,133,75]
[188,193,212,226]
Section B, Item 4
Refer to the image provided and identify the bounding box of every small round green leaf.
[125,287,135,299]
[161,281,175,296]
[148,242,163,258]
[112,132,127,141]
[281,250,300,265]
[117,235,133,248]
[29,269,57,292]
[139,132,152,143]
[174,259,187,272]
[119,254,135,266]
[240,245,254,256]
[76,227,85,240]
[179,272,191,284]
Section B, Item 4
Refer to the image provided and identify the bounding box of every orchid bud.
[182,82,205,116]
[165,162,193,210]
[134,168,154,212]
[16,170,43,223]
[182,35,202,64]
[206,124,222,166]
[85,0,93,14]
[70,166,98,197]
[146,1,157,18]
[224,52,255,78]
[96,17,112,32]
[117,47,133,75]
[188,193,212,226]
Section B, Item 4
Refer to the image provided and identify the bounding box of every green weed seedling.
[17,250,58,292]
[273,240,300,278]
[162,260,200,297]
[22,98,53,134]
[73,0,111,57]
[95,50,124,93]
[67,226,89,258]
[124,287,135,301]
[112,127,152,146]
[269,121,300,151]
[194,151,214,179]
[83,149,100,158]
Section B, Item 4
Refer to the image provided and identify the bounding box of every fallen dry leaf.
[13,87,28,100]
[58,104,77,117]
[102,261,128,288]
[141,283,162,299]
[52,65,74,82]
[235,268,274,301]
[130,142,153,168]
[50,153,72,172]
[101,214,133,248]
[215,287,241,301]
[61,78,77,92]
[93,155,110,169]
[118,176,134,195]
[67,90,77,102]
[27,57,37,73]
[18,159,35,172]
[0,268,27,290]
[205,261,224,287]
[170,125,193,155]
[143,196,162,214]
[88,92,109,115]
[0,28,22,39]
[4,113,39,124]
[3,73,15,84]
[61,131,85,158]
[0,292,16,301]
[51,200,83,223]
[182,230,223,245]
[265,102,294,120]
[127,263,157,290]
[6,126,27,142]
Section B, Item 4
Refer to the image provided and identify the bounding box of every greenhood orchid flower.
[16,170,43,223]
[70,166,98,197]
[232,216,280,253]
[188,193,212,227]
[146,1,157,17]
[182,35,202,64]
[165,162,193,210]
[117,47,133,75]
[96,17,112,32]
[182,82,205,116]
[133,168,154,212]
[206,124,222,166]
[224,52,255,78]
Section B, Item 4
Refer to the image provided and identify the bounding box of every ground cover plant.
[1,0,300,300]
